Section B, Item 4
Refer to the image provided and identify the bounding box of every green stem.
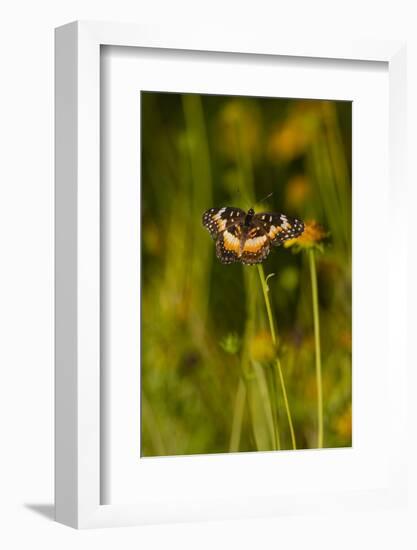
[308,248,323,448]
[274,359,296,450]
[181,94,213,333]
[229,378,246,452]
[257,265,297,450]
[243,268,277,451]
[268,365,281,451]
[258,267,277,345]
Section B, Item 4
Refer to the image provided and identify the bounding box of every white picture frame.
[55,21,407,529]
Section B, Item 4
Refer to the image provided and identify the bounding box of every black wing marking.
[241,240,271,264]
[253,212,304,245]
[202,207,246,240]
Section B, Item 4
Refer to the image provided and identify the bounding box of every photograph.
[140,91,352,457]
[0,2,411,544]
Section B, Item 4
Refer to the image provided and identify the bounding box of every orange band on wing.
[267,225,283,239]
[223,230,241,254]
[243,235,267,253]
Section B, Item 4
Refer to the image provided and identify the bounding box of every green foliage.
[219,333,241,355]
[141,92,352,456]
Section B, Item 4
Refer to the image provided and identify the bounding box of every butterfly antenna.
[259,191,274,204]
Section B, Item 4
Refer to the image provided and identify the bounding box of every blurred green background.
[141,91,352,456]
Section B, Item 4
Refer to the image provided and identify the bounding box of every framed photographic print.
[55,21,407,528]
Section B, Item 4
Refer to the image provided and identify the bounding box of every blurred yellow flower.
[143,221,161,255]
[267,101,323,162]
[268,122,309,162]
[284,220,327,250]
[285,175,311,209]
[216,99,261,160]
[339,329,352,351]
[333,404,352,440]
[249,330,276,362]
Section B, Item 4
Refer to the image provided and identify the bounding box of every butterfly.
[202,207,304,265]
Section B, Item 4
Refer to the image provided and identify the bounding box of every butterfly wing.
[203,207,304,265]
[253,212,304,245]
[215,224,243,264]
[202,207,246,240]
[240,224,271,264]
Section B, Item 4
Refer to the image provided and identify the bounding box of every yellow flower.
[284,220,327,250]
[267,100,323,162]
[268,122,309,161]
[339,329,352,351]
[249,330,276,362]
[143,221,161,255]
[333,404,352,440]
[216,99,261,160]
[285,175,311,209]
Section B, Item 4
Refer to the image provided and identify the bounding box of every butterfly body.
[202,206,304,265]
[244,208,255,227]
